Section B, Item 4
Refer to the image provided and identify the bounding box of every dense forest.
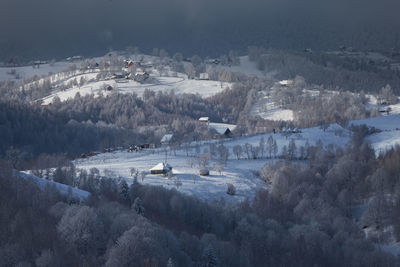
[2,132,400,266]
[1,44,400,266]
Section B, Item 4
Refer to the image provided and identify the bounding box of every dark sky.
[0,0,399,60]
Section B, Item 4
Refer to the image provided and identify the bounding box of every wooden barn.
[215,128,233,139]
[150,163,172,176]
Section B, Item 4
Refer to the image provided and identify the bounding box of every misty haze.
[1,0,400,266]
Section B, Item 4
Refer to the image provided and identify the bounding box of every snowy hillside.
[18,171,90,200]
[216,56,267,78]
[250,92,294,121]
[73,123,351,203]
[71,112,400,202]
[0,61,78,82]
[40,74,231,105]
[351,114,400,155]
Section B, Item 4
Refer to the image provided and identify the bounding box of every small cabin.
[150,163,172,176]
[279,80,293,87]
[134,71,150,82]
[199,117,210,123]
[140,143,155,149]
[214,128,233,139]
[199,73,209,80]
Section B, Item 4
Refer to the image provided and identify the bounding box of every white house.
[199,73,209,80]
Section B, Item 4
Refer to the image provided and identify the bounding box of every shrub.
[226,183,236,195]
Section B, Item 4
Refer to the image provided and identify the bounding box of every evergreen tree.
[119,180,130,204]
[201,245,219,267]
[167,258,175,267]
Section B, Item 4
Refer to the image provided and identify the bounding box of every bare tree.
[233,145,243,160]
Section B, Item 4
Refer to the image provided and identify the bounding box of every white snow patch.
[40,75,231,105]
[216,56,266,78]
[18,171,90,200]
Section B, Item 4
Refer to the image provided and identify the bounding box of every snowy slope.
[250,92,294,121]
[69,107,400,202]
[216,56,266,78]
[73,123,351,203]
[19,171,90,200]
[40,74,231,105]
[351,114,400,131]
[365,130,400,155]
[74,149,267,203]
[350,114,400,154]
[0,61,79,82]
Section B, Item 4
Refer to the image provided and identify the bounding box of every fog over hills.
[1,0,400,60]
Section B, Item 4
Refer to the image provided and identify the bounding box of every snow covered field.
[351,114,400,155]
[73,123,352,203]
[0,61,77,82]
[250,92,294,121]
[71,113,400,202]
[40,75,231,105]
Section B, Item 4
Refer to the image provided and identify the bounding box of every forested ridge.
[2,135,400,266]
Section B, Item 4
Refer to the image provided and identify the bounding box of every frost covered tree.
[57,205,104,255]
[288,139,297,160]
[217,144,229,164]
[233,145,243,160]
[259,137,265,158]
[185,63,195,79]
[267,136,274,158]
[201,244,219,267]
[243,143,252,159]
[119,180,130,204]
[167,258,175,267]
[272,140,278,158]
[379,84,397,105]
[140,171,146,182]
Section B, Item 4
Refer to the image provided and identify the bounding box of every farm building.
[199,73,209,80]
[134,71,150,82]
[199,117,210,123]
[279,80,293,87]
[111,73,127,80]
[215,128,233,139]
[150,163,172,175]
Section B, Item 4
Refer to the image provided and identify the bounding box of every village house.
[150,162,172,176]
[134,71,150,83]
[279,80,293,87]
[199,117,210,124]
[214,128,233,139]
[198,73,209,80]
